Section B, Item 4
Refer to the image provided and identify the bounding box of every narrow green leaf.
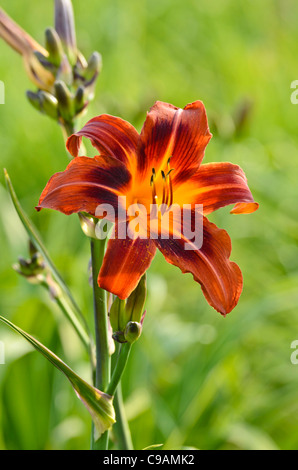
[143,443,164,450]
[0,315,115,437]
[4,169,91,350]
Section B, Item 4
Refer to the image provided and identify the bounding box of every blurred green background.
[0,0,298,450]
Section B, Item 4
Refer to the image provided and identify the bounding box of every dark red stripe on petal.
[36,156,131,216]
[155,215,243,315]
[36,183,120,216]
[98,232,156,299]
[66,114,139,170]
[137,101,212,185]
[174,162,258,215]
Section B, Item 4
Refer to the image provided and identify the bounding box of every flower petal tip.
[230,201,259,214]
[66,133,82,157]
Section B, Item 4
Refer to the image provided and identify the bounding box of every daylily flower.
[36,101,258,315]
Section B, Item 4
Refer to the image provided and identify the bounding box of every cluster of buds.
[109,275,147,345]
[13,241,60,300]
[0,1,102,136]
[13,241,46,284]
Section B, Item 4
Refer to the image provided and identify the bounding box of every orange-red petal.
[155,215,243,315]
[174,162,259,214]
[137,100,212,185]
[98,232,156,299]
[66,114,139,171]
[36,155,131,216]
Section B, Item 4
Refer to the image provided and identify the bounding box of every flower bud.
[45,27,64,67]
[109,297,126,333]
[112,331,126,344]
[83,52,102,100]
[33,51,55,72]
[13,248,46,284]
[26,90,42,112]
[109,276,147,344]
[55,0,77,65]
[78,212,98,239]
[74,85,86,114]
[125,274,147,323]
[124,321,142,344]
[85,52,102,82]
[39,91,59,119]
[54,80,74,121]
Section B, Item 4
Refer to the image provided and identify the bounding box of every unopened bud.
[39,91,59,119]
[125,274,147,323]
[54,80,74,121]
[124,321,142,344]
[33,51,55,72]
[112,331,126,344]
[30,252,46,271]
[74,85,86,114]
[83,52,102,100]
[55,0,77,65]
[29,240,37,258]
[45,27,64,67]
[17,257,33,276]
[78,212,98,239]
[85,52,102,82]
[109,297,126,333]
[26,90,42,112]
[13,250,46,284]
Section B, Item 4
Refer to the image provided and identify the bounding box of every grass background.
[0,0,298,450]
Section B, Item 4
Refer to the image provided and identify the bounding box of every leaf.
[0,315,115,437]
[143,443,164,450]
[4,169,91,351]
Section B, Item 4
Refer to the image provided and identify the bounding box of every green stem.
[114,382,133,450]
[91,238,110,390]
[61,118,77,144]
[107,342,131,397]
[90,236,111,450]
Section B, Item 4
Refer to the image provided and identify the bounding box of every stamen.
[168,170,173,207]
[161,170,166,205]
[150,168,157,205]
[167,158,174,208]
